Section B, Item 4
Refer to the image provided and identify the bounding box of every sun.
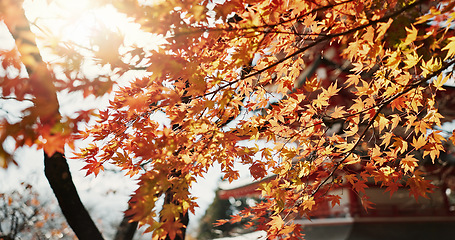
[24,0,127,47]
[24,0,165,62]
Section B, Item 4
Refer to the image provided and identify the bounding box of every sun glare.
[24,0,165,55]
[30,0,126,46]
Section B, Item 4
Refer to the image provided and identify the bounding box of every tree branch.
[113,208,138,240]
[199,0,428,99]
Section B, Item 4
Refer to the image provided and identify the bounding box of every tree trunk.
[164,190,189,240]
[44,151,104,240]
[113,212,138,240]
[163,170,189,240]
[4,2,137,240]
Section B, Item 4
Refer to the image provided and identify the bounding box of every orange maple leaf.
[411,135,426,150]
[401,155,418,173]
[352,180,368,193]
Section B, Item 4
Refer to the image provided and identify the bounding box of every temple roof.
[218,175,275,200]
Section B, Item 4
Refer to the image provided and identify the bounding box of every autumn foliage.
[3,0,455,239]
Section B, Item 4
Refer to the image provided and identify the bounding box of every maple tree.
[3,0,455,239]
[0,0,137,239]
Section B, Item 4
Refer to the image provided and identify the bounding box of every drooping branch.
[199,0,428,99]
[173,0,356,37]
[311,57,455,196]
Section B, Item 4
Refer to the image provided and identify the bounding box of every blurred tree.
[197,188,255,240]
[0,183,75,240]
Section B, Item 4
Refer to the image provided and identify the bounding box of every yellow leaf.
[267,215,284,230]
[337,142,355,153]
[344,124,358,137]
[386,50,401,70]
[442,36,455,60]
[330,106,347,119]
[401,155,418,173]
[403,50,421,69]
[375,113,389,133]
[325,81,339,97]
[376,18,393,41]
[433,73,450,91]
[411,135,426,150]
[390,114,401,130]
[403,25,418,46]
[421,57,442,77]
[380,132,394,147]
[392,137,408,154]
[299,196,315,211]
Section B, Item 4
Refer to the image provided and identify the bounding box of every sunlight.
[24,0,126,47]
[24,0,165,54]
[59,6,119,47]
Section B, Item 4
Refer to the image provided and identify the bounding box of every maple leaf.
[345,74,361,87]
[385,181,402,196]
[344,125,358,137]
[330,106,347,119]
[403,25,418,46]
[344,174,358,185]
[214,219,228,226]
[325,81,339,97]
[423,109,444,127]
[401,155,418,173]
[421,57,442,77]
[386,50,401,70]
[81,158,104,176]
[376,18,393,41]
[162,220,184,240]
[327,195,342,208]
[371,146,389,166]
[392,137,408,154]
[360,195,375,212]
[386,115,398,129]
[411,135,426,150]
[432,73,450,91]
[442,36,455,60]
[299,196,315,211]
[374,113,389,133]
[312,93,329,109]
[380,132,394,147]
[390,96,406,111]
[267,215,284,230]
[352,180,368,194]
[403,50,421,69]
[407,172,435,201]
